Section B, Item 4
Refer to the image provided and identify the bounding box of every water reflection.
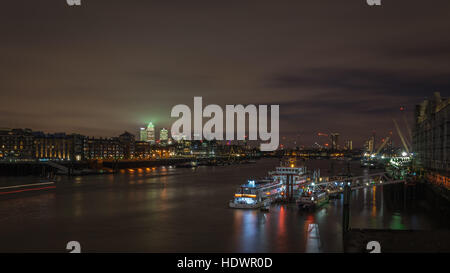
[0,158,447,252]
[390,212,405,230]
[305,223,321,253]
[371,186,377,218]
[233,210,257,252]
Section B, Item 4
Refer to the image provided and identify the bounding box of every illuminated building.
[83,132,134,160]
[365,136,374,154]
[160,128,169,143]
[146,122,155,144]
[139,127,146,142]
[413,92,449,189]
[175,138,192,155]
[33,132,85,161]
[85,137,124,160]
[134,141,152,159]
[135,141,174,159]
[345,140,353,151]
[0,128,34,160]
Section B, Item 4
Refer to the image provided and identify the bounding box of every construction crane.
[317,133,329,149]
[373,136,390,156]
[393,119,410,154]
[317,132,339,150]
[314,142,323,149]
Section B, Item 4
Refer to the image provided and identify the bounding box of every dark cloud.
[1,0,450,147]
[267,68,450,98]
[385,43,450,59]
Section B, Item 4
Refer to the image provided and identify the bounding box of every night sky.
[1,0,449,148]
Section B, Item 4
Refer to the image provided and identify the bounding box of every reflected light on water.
[390,212,405,230]
[305,223,321,253]
[160,187,167,200]
[0,158,446,252]
[240,211,258,252]
[372,186,377,218]
[278,206,286,236]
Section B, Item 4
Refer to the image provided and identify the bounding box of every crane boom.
[374,136,390,155]
[393,119,410,153]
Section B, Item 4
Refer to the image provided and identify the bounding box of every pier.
[310,172,408,197]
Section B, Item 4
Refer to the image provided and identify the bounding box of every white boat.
[229,179,283,209]
[268,158,308,192]
[297,191,329,209]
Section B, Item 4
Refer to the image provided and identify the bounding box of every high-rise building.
[146,122,155,144]
[139,127,146,142]
[330,133,339,151]
[372,131,377,152]
[160,128,169,143]
[345,140,353,151]
[364,135,375,154]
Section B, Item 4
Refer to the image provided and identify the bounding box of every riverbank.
[0,156,261,177]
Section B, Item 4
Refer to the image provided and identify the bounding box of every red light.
[0,186,56,195]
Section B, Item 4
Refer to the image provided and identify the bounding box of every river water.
[0,158,447,252]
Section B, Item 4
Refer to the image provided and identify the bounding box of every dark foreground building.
[413,92,449,190]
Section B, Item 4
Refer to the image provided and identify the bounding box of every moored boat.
[268,158,308,194]
[229,178,283,209]
[297,191,329,210]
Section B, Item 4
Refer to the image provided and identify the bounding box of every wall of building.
[413,92,449,190]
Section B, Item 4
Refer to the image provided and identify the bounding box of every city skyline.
[0,122,374,150]
[1,0,449,147]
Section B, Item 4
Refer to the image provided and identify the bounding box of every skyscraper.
[330,133,339,151]
[365,136,374,154]
[139,127,146,142]
[160,128,168,143]
[146,122,155,144]
[345,140,353,151]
